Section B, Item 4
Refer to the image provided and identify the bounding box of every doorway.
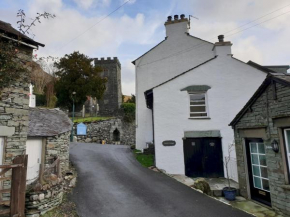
[26,138,42,184]
[113,128,120,141]
[245,138,271,206]
[183,137,224,178]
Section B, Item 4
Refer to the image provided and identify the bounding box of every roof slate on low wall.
[28,108,72,137]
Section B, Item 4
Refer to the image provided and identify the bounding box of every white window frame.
[188,92,209,119]
[283,129,290,176]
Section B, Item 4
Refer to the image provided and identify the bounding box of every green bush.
[35,93,46,107]
[121,103,135,122]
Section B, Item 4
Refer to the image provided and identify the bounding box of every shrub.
[35,93,46,107]
[121,103,135,122]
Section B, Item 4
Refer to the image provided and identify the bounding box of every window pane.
[250,143,257,153]
[190,113,207,117]
[258,143,265,154]
[254,177,262,189]
[251,154,259,165]
[190,94,205,101]
[286,130,290,153]
[262,179,270,191]
[190,101,205,105]
[259,155,267,166]
[261,167,268,178]
[253,165,260,176]
[190,106,206,112]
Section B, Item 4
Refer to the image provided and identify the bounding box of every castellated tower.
[93,57,122,116]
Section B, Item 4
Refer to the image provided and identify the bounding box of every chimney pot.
[167,16,172,21]
[180,14,185,19]
[174,15,179,20]
[218,35,224,42]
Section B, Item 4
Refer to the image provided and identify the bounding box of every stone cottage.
[230,69,290,215]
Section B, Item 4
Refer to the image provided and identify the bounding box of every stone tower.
[94,57,122,116]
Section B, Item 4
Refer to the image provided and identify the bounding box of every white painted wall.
[26,138,42,184]
[153,54,267,181]
[0,137,3,165]
[135,20,214,150]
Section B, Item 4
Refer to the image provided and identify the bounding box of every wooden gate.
[0,155,28,217]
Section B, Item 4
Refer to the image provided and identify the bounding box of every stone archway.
[113,128,120,142]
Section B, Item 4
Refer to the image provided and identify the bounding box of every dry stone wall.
[46,131,71,171]
[76,118,135,145]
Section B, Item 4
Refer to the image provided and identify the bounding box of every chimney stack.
[165,14,189,38]
[213,35,232,56]
[218,35,224,42]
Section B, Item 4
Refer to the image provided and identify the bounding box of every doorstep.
[215,197,283,217]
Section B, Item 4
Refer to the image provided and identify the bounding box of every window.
[189,93,208,118]
[283,129,290,178]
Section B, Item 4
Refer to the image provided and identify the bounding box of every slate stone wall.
[94,57,122,116]
[46,131,70,171]
[234,83,290,216]
[25,183,63,217]
[76,118,135,146]
[0,47,32,200]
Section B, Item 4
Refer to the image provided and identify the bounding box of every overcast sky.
[1,0,289,95]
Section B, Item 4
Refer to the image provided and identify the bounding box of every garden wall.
[75,118,135,146]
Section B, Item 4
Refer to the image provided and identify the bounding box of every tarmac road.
[69,143,251,217]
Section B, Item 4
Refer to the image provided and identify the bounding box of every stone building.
[230,70,290,216]
[93,57,122,116]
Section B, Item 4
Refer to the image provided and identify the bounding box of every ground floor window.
[283,129,290,177]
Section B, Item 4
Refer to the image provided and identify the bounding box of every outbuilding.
[230,70,290,216]
[26,107,72,183]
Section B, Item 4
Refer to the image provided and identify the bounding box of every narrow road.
[70,143,251,217]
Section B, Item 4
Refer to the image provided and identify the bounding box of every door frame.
[245,138,271,206]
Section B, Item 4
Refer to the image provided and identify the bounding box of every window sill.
[281,185,290,190]
[188,117,211,120]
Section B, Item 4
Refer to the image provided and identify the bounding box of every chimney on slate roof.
[165,14,189,38]
[213,35,232,57]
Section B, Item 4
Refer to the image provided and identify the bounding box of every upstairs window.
[189,93,208,118]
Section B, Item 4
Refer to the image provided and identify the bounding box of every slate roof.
[0,20,44,47]
[28,108,73,137]
[229,73,290,127]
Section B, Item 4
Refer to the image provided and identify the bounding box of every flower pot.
[223,187,237,201]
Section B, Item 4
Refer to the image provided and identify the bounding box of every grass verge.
[73,116,112,123]
[133,149,154,167]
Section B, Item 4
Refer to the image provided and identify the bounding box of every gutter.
[0,34,38,49]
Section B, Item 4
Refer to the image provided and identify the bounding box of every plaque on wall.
[162,140,176,146]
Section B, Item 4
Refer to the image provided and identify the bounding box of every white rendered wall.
[153,55,267,181]
[135,31,214,150]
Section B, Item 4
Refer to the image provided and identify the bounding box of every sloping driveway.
[69,143,251,217]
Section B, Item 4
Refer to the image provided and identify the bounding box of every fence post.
[10,155,28,217]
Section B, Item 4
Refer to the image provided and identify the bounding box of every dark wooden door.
[184,138,224,178]
[245,139,271,206]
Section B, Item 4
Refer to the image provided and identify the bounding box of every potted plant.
[223,142,237,201]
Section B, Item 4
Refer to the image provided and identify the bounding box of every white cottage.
[133,15,271,180]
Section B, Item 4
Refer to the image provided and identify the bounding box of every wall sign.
[77,123,87,135]
[162,140,176,146]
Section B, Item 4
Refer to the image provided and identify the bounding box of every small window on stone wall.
[113,128,120,141]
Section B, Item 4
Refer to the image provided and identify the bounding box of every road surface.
[69,143,250,217]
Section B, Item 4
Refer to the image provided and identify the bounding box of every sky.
[0,0,290,95]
